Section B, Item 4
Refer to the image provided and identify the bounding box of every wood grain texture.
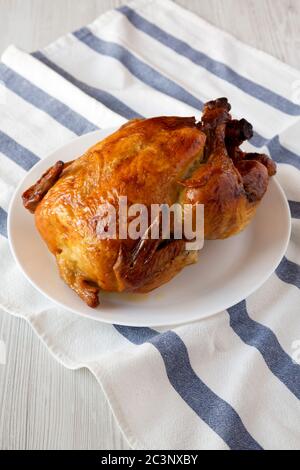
[0,0,299,450]
[0,309,129,449]
[0,0,299,67]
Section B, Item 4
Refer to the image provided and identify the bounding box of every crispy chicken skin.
[181,98,275,239]
[22,98,276,307]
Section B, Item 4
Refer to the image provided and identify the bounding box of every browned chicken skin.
[22,98,276,307]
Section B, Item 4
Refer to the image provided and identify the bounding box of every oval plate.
[8,129,291,327]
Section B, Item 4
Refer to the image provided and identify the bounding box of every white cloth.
[0,0,300,450]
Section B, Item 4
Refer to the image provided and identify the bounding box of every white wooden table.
[0,0,299,450]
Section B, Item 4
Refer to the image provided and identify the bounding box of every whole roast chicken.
[22,98,276,307]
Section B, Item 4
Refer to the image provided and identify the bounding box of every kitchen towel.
[1,0,300,449]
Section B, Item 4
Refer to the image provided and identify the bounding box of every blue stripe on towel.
[251,133,300,171]
[250,132,268,148]
[250,133,300,171]
[0,130,39,170]
[267,136,300,170]
[228,299,300,400]
[289,201,300,219]
[276,256,300,289]
[73,27,204,112]
[115,325,262,450]
[0,207,7,238]
[114,325,158,343]
[32,51,142,121]
[0,63,98,135]
[119,5,300,117]
[72,26,300,173]
[116,6,300,171]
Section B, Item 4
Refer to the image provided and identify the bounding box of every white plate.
[8,129,291,327]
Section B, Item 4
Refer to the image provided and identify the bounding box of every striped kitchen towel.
[1,0,300,450]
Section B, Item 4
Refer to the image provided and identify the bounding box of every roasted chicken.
[23,98,276,307]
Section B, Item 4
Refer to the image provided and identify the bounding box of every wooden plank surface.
[0,0,299,450]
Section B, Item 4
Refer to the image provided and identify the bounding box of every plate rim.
[7,129,291,327]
